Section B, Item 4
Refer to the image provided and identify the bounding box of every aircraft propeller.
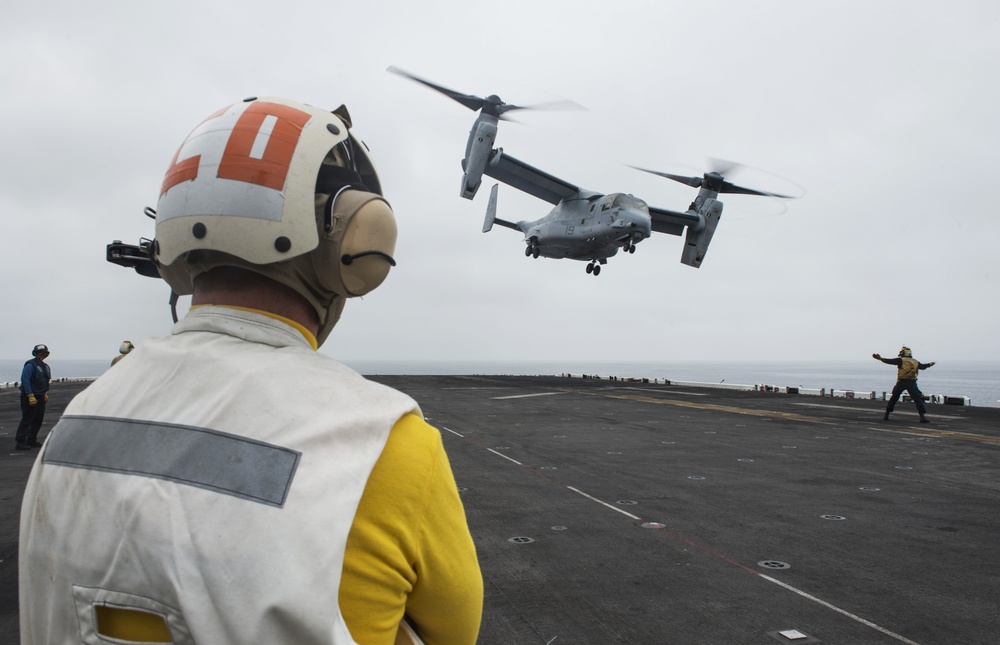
[387,66,582,120]
[629,159,798,199]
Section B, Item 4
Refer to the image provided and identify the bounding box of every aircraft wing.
[648,206,700,237]
[483,150,581,205]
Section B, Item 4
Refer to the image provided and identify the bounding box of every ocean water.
[5,358,998,408]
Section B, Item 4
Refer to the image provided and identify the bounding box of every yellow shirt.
[341,413,483,644]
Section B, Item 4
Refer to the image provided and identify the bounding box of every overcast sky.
[3,1,998,366]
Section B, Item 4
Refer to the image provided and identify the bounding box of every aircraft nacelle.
[680,198,722,268]
[460,115,498,200]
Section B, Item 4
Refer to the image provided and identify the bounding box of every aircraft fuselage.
[520,192,652,261]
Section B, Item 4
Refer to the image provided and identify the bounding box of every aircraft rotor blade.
[509,99,586,113]
[387,66,487,112]
[631,164,797,199]
[628,165,703,188]
[717,181,794,198]
[709,158,799,198]
[389,66,586,119]
[708,157,743,177]
[496,99,584,121]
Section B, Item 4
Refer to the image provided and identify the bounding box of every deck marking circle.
[508,536,535,544]
[661,441,675,444]
[641,522,666,529]
[894,466,913,470]
[820,514,847,521]
[758,560,791,569]
[540,466,557,470]
[859,486,881,491]
[551,526,567,530]
[738,458,754,462]
[687,476,706,480]
[607,451,622,455]
[616,499,638,505]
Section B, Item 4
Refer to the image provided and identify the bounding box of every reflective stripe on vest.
[44,415,300,507]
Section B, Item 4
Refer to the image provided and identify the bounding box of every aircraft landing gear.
[525,238,540,259]
[586,262,601,276]
[622,242,636,254]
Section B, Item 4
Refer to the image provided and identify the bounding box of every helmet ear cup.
[318,189,397,297]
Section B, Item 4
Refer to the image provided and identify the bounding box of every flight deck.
[3,376,998,644]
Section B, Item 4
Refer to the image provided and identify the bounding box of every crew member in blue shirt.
[16,344,52,450]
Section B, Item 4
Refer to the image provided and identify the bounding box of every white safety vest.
[20,306,419,644]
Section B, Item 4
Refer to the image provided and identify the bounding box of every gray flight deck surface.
[3,376,999,644]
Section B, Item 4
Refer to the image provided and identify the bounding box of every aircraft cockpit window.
[612,194,646,210]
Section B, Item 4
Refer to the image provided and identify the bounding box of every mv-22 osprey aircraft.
[389,67,795,276]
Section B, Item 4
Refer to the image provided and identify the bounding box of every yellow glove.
[27,394,38,406]
[44,392,49,403]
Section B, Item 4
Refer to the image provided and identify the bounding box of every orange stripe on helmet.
[159,105,233,197]
[160,149,200,196]
[217,102,313,191]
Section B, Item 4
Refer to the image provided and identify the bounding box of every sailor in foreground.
[873,345,936,422]
[19,97,482,645]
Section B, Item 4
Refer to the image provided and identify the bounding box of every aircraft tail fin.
[482,183,521,233]
[483,184,499,232]
[680,199,723,268]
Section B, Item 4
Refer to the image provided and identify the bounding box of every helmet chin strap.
[170,291,180,323]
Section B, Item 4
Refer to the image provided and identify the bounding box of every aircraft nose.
[624,209,652,236]
[611,208,651,237]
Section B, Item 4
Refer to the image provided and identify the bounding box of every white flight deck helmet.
[154,97,397,345]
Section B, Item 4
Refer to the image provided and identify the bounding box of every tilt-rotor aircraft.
[389,67,794,276]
